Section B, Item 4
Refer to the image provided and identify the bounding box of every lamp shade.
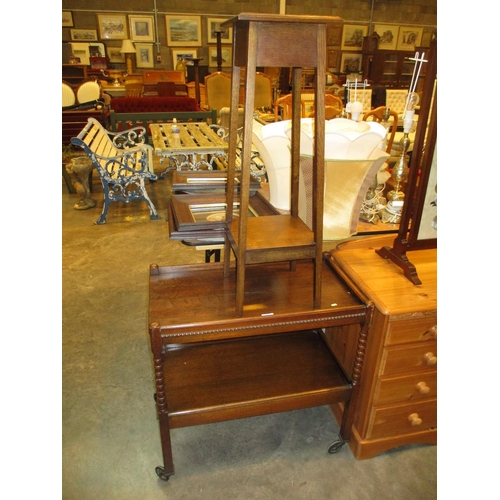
[120,39,136,54]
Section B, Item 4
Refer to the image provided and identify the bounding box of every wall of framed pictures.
[62,7,436,76]
[62,11,238,73]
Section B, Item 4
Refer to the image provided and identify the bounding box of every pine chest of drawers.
[325,236,437,459]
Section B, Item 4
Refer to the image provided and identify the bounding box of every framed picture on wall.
[97,14,128,40]
[327,49,340,70]
[172,49,198,69]
[208,46,232,67]
[341,24,368,51]
[69,43,90,65]
[340,53,362,73]
[135,43,154,68]
[62,11,74,27]
[107,46,125,63]
[396,26,423,51]
[326,25,342,46]
[165,15,202,46]
[129,15,155,42]
[70,29,98,41]
[374,24,399,50]
[207,18,233,44]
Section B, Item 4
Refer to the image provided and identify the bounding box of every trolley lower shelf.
[164,330,351,428]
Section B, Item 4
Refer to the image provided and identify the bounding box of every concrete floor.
[62,172,437,499]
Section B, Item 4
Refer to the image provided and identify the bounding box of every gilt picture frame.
[207,18,233,44]
[209,46,232,68]
[340,53,362,73]
[172,49,198,69]
[107,46,125,63]
[374,24,399,50]
[62,11,74,27]
[129,15,155,42]
[135,43,155,68]
[341,24,368,51]
[98,14,128,40]
[165,15,202,47]
[396,26,423,51]
[70,29,98,41]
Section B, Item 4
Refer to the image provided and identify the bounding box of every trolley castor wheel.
[155,466,172,481]
[328,439,345,454]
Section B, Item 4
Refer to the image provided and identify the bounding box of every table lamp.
[120,39,136,75]
[380,53,427,224]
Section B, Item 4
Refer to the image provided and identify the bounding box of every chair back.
[309,94,344,120]
[157,81,177,97]
[62,81,76,108]
[264,67,281,85]
[76,81,101,104]
[385,89,408,117]
[274,94,306,121]
[346,88,372,113]
[254,72,273,109]
[204,72,232,119]
[362,106,399,153]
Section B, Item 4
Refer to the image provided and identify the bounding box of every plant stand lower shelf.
[148,257,373,480]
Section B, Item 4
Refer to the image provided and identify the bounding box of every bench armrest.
[107,126,149,148]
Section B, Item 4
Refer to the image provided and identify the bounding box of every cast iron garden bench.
[71,117,161,225]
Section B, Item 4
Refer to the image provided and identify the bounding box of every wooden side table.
[221,13,342,316]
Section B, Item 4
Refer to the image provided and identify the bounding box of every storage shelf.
[165,330,351,428]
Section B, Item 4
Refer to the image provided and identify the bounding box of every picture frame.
[341,24,368,51]
[135,43,155,68]
[207,18,233,44]
[107,46,126,63]
[340,53,363,73]
[97,14,128,40]
[326,25,342,46]
[165,15,202,47]
[396,26,423,51]
[129,15,155,42]
[89,43,106,58]
[70,29,98,41]
[62,11,74,27]
[374,24,399,50]
[69,43,90,65]
[169,193,277,240]
[327,49,340,70]
[172,49,198,69]
[208,46,232,68]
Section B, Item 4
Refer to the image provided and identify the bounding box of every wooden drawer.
[386,314,437,346]
[374,372,437,406]
[369,399,437,439]
[380,342,437,376]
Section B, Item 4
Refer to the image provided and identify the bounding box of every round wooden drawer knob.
[429,325,437,339]
[416,381,430,394]
[424,352,437,366]
[408,413,423,426]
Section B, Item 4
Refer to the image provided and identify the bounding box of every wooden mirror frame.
[376,38,437,285]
